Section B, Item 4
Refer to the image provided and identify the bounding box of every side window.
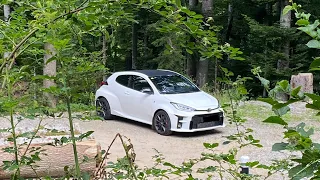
[132,75,152,92]
[116,75,131,87]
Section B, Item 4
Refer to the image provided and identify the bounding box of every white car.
[95,69,225,135]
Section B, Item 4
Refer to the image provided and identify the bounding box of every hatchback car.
[95,69,225,135]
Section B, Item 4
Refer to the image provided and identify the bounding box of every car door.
[112,75,133,117]
[124,75,156,124]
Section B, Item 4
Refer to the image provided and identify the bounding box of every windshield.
[149,75,200,94]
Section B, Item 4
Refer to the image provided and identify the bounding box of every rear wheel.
[153,110,172,136]
[96,97,112,120]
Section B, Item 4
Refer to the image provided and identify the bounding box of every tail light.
[100,81,108,86]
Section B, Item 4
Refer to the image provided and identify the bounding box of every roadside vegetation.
[1,0,320,179]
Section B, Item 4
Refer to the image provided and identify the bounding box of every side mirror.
[141,88,153,94]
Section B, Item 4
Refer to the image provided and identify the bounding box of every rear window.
[116,75,131,87]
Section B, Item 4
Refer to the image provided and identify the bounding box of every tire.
[96,97,112,120]
[152,110,172,136]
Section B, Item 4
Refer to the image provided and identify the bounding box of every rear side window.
[116,75,131,87]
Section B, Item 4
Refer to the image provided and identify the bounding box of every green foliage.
[1,0,320,179]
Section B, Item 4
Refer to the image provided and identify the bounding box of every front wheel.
[153,110,172,136]
[96,97,112,120]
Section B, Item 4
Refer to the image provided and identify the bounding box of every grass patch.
[237,101,320,122]
[237,103,274,121]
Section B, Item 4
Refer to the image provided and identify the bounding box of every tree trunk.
[197,57,209,87]
[214,58,218,90]
[0,140,101,179]
[186,0,198,80]
[3,5,11,60]
[201,0,213,19]
[266,3,273,26]
[186,52,197,80]
[102,33,107,81]
[278,0,291,71]
[43,43,57,108]
[188,0,197,10]
[196,0,213,87]
[132,22,138,70]
[225,3,233,42]
[4,4,10,22]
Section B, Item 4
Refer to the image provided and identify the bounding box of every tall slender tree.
[3,4,11,59]
[278,0,291,70]
[187,0,198,80]
[102,33,107,80]
[43,43,57,108]
[196,0,213,87]
[132,21,138,70]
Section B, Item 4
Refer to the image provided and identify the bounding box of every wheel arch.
[95,90,121,115]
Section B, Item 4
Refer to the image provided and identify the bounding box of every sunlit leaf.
[263,116,287,126]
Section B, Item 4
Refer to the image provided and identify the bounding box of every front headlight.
[170,102,195,112]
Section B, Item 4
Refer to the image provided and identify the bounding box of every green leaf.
[273,105,290,116]
[296,19,309,26]
[309,57,320,70]
[163,162,177,169]
[78,131,94,141]
[193,14,204,19]
[203,143,219,149]
[291,86,302,97]
[296,122,314,137]
[82,172,91,180]
[306,40,320,49]
[272,99,300,110]
[258,77,270,89]
[278,80,289,91]
[257,98,277,105]
[289,164,315,179]
[245,161,259,168]
[263,116,287,126]
[197,166,216,173]
[283,5,292,15]
[175,0,181,7]
[313,143,320,150]
[272,143,289,151]
[305,93,320,101]
[186,49,193,54]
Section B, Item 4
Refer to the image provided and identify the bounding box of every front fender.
[152,101,178,129]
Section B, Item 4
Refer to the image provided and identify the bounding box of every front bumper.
[168,108,225,132]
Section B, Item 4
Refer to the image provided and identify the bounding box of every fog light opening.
[176,116,184,129]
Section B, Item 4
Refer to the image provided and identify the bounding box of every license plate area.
[190,112,224,130]
[197,121,219,128]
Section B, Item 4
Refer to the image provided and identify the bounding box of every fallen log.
[0,140,101,179]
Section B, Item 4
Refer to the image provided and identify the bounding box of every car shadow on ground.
[172,129,223,138]
[109,116,224,138]
[110,116,152,129]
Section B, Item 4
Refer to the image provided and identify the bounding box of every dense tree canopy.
[1,0,320,104]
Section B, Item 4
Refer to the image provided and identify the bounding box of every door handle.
[124,91,130,95]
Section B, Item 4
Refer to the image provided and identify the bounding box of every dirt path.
[1,101,320,179]
[77,115,319,179]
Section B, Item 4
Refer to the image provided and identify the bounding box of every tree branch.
[0,1,89,74]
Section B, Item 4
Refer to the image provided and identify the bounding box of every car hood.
[163,91,219,110]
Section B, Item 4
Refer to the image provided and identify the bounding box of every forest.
[1,0,320,179]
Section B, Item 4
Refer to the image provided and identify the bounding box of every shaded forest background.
[1,0,320,104]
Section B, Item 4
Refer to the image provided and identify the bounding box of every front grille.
[190,112,223,130]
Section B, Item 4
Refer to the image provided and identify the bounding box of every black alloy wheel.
[153,110,172,136]
[96,97,112,120]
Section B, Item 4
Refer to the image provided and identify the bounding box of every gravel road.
[1,101,319,179]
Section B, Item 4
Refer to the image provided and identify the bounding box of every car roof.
[130,70,178,76]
